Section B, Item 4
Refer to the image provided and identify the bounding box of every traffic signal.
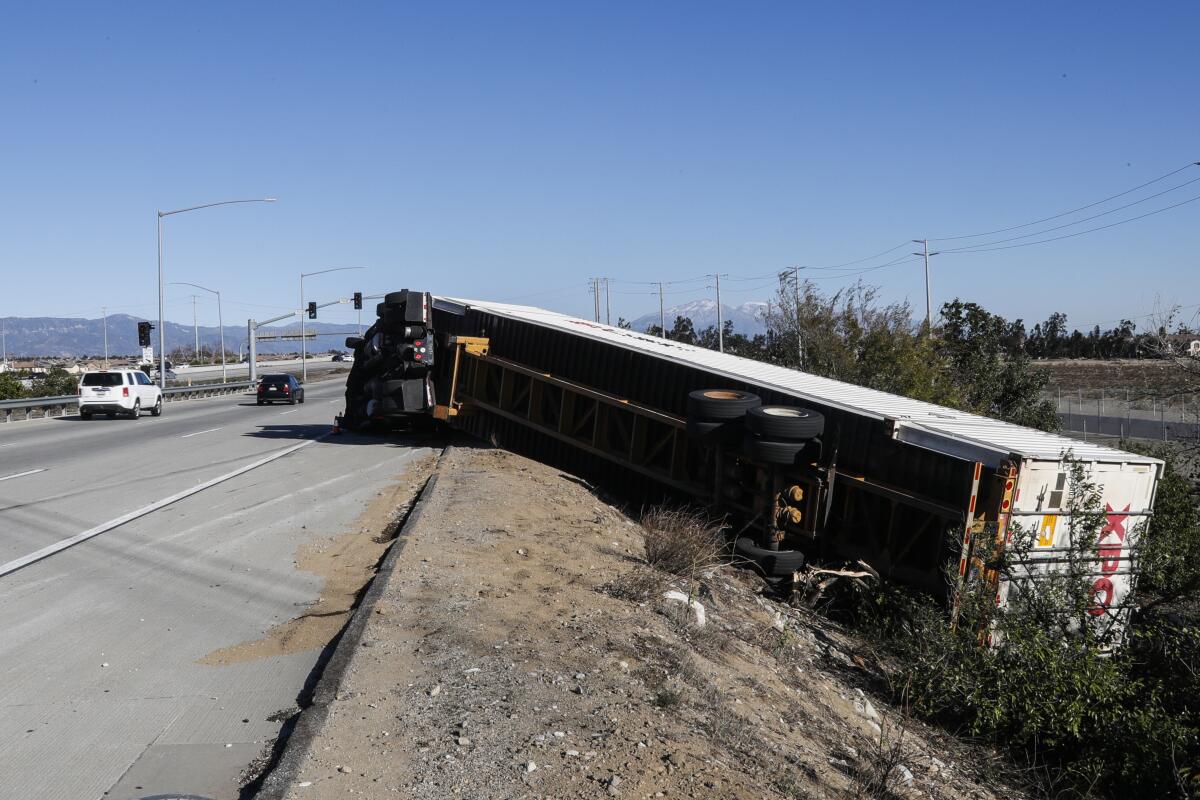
[353,292,362,310]
[137,321,154,347]
[307,302,317,319]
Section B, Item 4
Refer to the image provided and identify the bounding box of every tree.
[938,300,1059,431]
[668,315,696,345]
[30,366,78,397]
[763,278,961,404]
[0,371,25,401]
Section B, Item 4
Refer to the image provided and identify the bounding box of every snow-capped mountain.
[629,299,768,336]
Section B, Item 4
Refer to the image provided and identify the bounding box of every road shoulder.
[263,445,1020,800]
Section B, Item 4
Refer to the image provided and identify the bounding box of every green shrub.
[866,456,1196,798]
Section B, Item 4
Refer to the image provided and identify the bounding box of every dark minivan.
[257,373,305,405]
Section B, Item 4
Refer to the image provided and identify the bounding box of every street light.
[157,197,276,388]
[169,281,226,383]
[300,266,366,381]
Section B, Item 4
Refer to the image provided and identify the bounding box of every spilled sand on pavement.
[199,452,438,666]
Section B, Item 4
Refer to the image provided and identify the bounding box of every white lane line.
[0,443,17,449]
[0,468,46,483]
[0,434,328,578]
[278,410,298,416]
[181,427,223,439]
[328,400,339,404]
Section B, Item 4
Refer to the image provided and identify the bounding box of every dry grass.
[857,713,910,799]
[603,566,665,603]
[641,506,726,577]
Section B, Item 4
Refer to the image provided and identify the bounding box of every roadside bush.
[640,507,726,577]
[863,457,1195,798]
[30,365,78,397]
[1122,441,1200,610]
[0,371,25,400]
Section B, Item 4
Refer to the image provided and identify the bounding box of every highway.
[168,355,343,383]
[0,377,433,799]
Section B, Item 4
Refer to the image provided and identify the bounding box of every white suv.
[78,370,163,420]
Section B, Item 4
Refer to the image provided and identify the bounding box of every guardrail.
[0,381,254,423]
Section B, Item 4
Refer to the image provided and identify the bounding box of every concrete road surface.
[0,379,433,799]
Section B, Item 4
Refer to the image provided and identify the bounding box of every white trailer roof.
[440,297,1161,468]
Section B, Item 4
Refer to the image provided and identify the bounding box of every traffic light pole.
[250,298,349,384]
[300,273,306,382]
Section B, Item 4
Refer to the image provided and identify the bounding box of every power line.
[931,161,1200,241]
[939,176,1200,252]
[940,191,1200,254]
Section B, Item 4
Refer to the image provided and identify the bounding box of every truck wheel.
[686,389,761,421]
[745,406,824,440]
[129,400,141,419]
[733,537,805,577]
[151,397,163,417]
[686,419,724,437]
[743,435,806,465]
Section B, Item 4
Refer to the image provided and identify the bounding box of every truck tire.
[745,406,824,440]
[733,537,805,577]
[686,389,761,421]
[686,419,724,438]
[743,435,807,465]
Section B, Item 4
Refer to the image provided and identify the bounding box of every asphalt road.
[0,378,434,799]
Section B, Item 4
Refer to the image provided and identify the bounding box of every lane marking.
[328,400,339,404]
[278,410,297,416]
[0,435,327,578]
[181,427,223,438]
[0,468,46,483]
[0,443,17,449]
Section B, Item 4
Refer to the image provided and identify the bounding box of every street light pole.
[157,197,275,389]
[300,266,367,381]
[102,306,108,367]
[170,281,227,382]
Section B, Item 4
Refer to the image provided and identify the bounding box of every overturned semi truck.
[338,292,1162,627]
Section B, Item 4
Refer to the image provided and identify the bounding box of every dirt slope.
[280,445,1022,800]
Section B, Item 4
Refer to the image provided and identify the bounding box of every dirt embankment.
[278,446,1023,800]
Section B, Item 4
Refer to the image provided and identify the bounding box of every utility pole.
[593,278,601,322]
[1,319,6,369]
[658,282,666,339]
[604,278,611,325]
[713,274,724,353]
[791,267,804,368]
[912,239,940,333]
[102,307,109,367]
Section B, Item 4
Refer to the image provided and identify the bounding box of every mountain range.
[0,314,358,358]
[1,299,772,358]
[629,300,768,336]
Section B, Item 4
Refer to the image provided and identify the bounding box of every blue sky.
[1,1,1197,335]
